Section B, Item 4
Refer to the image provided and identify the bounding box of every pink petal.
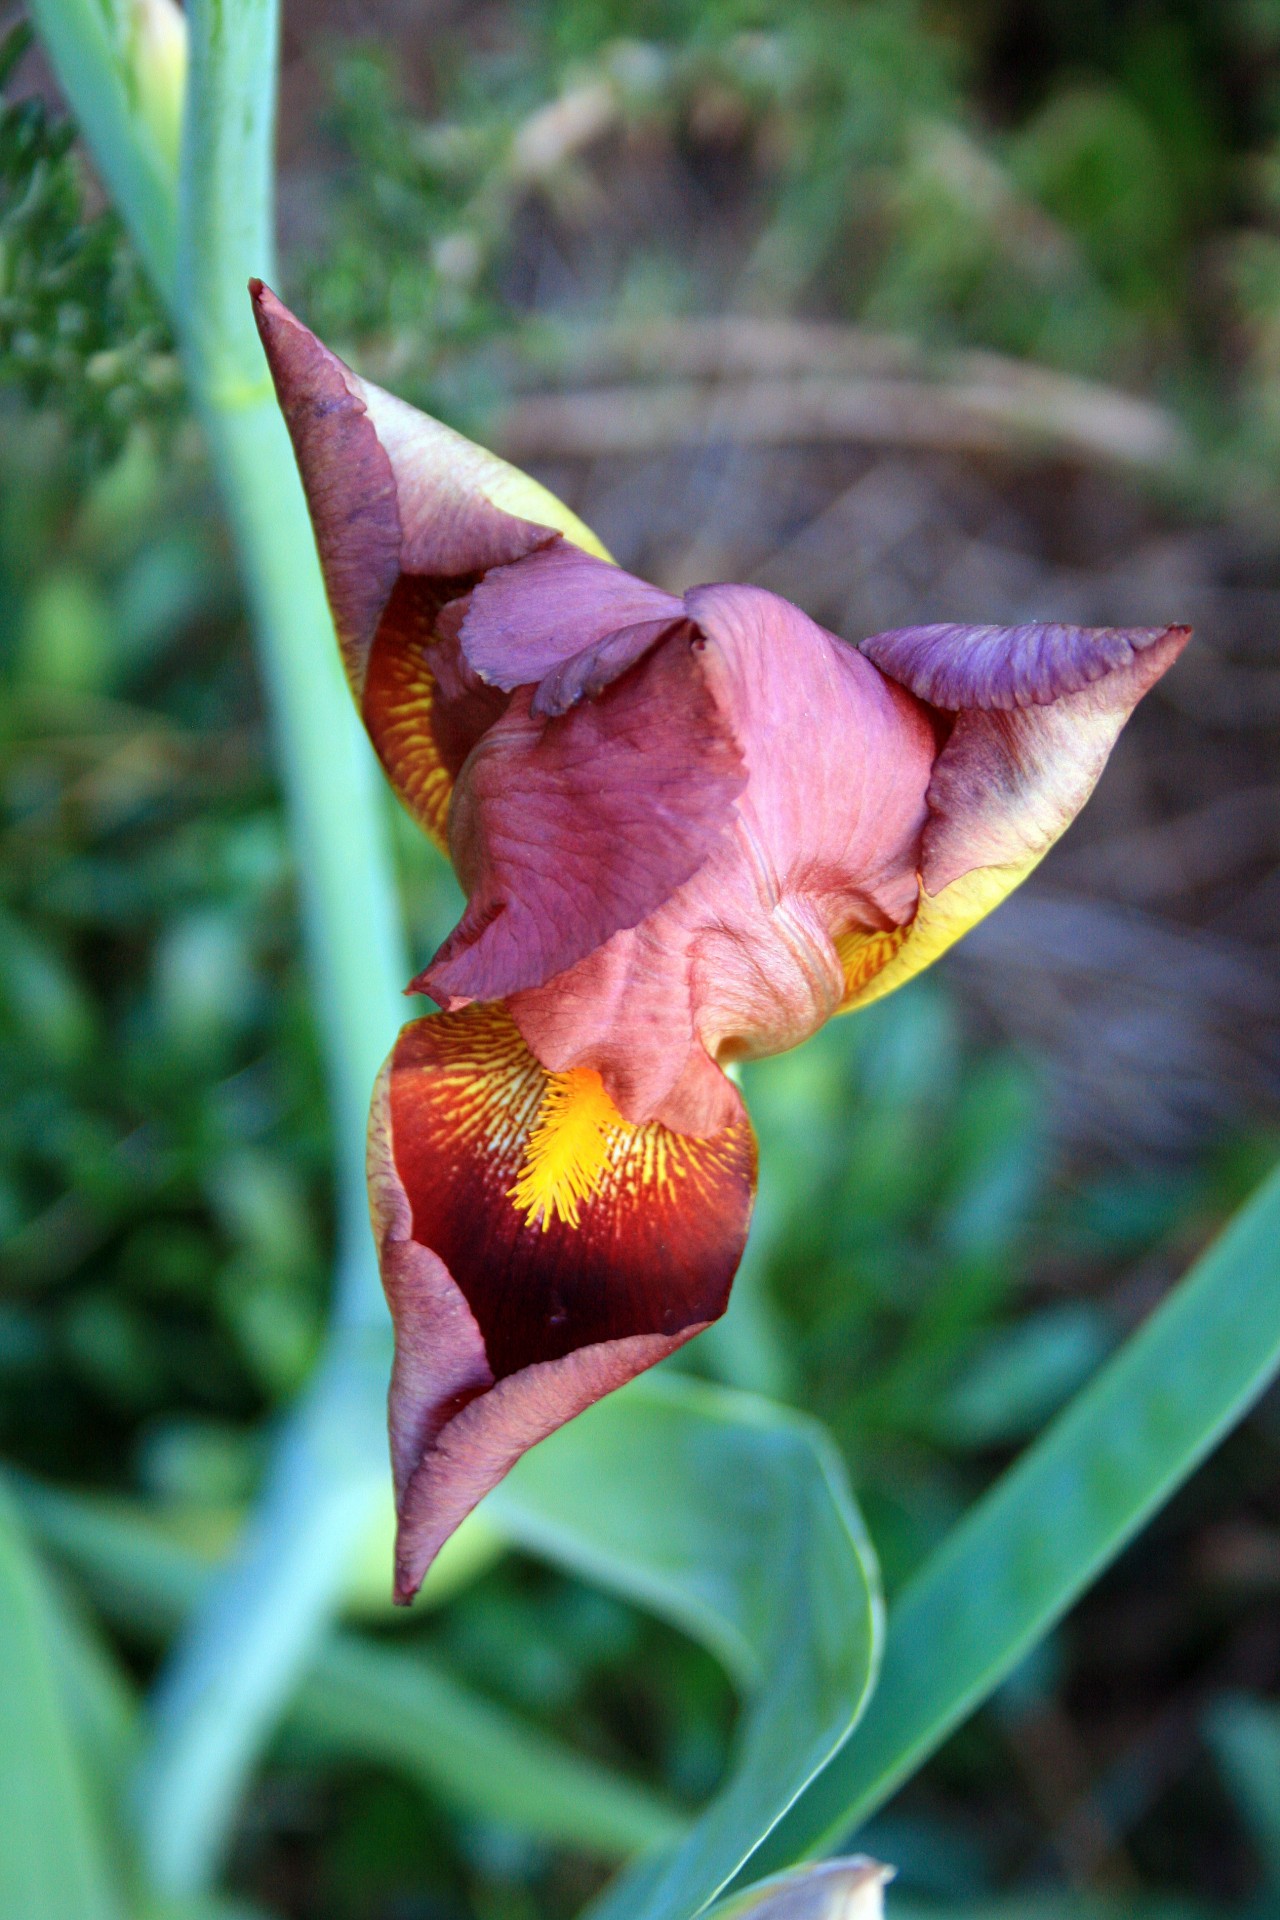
[415,628,746,1006]
[460,540,684,699]
[251,280,551,696]
[862,620,1191,890]
[251,282,605,848]
[859,620,1189,711]
[250,280,402,696]
[512,585,936,1125]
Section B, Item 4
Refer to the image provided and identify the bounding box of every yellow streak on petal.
[508,1066,632,1231]
[835,924,911,1004]
[839,854,1042,1012]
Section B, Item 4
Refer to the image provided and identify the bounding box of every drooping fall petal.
[250,281,610,845]
[840,620,1192,1006]
[371,1003,756,1601]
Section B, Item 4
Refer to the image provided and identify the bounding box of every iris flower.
[252,283,1188,1602]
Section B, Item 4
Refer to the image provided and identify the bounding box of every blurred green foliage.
[5,1,1280,1916]
[0,23,177,454]
[297,0,1280,435]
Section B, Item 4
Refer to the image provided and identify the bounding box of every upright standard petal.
[371,1004,756,1599]
[507,584,936,1131]
[250,282,612,846]
[840,620,1191,1006]
[460,540,685,706]
[417,622,747,1008]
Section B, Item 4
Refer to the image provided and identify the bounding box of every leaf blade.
[745,1164,1280,1872]
[489,1370,883,1920]
[0,1481,122,1920]
[18,1478,678,1859]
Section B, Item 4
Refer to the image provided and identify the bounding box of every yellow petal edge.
[839,855,1041,1012]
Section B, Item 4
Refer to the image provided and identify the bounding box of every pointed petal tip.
[861,618,1191,712]
[248,277,344,385]
[724,1857,894,1920]
[247,275,295,342]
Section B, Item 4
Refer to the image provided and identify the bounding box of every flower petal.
[371,1003,756,1599]
[250,281,611,846]
[718,1859,893,1920]
[360,591,509,845]
[841,620,1191,1007]
[508,585,936,1126]
[416,627,746,1007]
[859,619,1185,711]
[686,585,933,931]
[459,540,684,702]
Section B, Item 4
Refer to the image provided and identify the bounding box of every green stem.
[28,0,177,301]
[31,0,411,1893]
[133,0,412,1892]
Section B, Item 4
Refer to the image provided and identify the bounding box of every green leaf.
[929,1305,1113,1449]
[0,1481,122,1919]
[1205,1692,1280,1891]
[22,1366,880,1884]
[18,1477,679,1859]
[42,1573,141,1853]
[487,1370,882,1920]
[745,1162,1280,1874]
[295,1634,683,1856]
[144,1898,279,1920]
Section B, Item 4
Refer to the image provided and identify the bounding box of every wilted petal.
[250,282,610,846]
[842,620,1190,1006]
[371,1004,756,1599]
[417,627,746,1007]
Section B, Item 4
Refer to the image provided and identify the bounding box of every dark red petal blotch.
[371,1005,756,1600]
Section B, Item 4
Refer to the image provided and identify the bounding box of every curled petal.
[841,620,1190,1007]
[371,1004,756,1599]
[417,628,746,1007]
[531,616,689,719]
[859,619,1186,712]
[250,281,610,845]
[251,281,402,692]
[460,540,684,704]
[686,585,933,932]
